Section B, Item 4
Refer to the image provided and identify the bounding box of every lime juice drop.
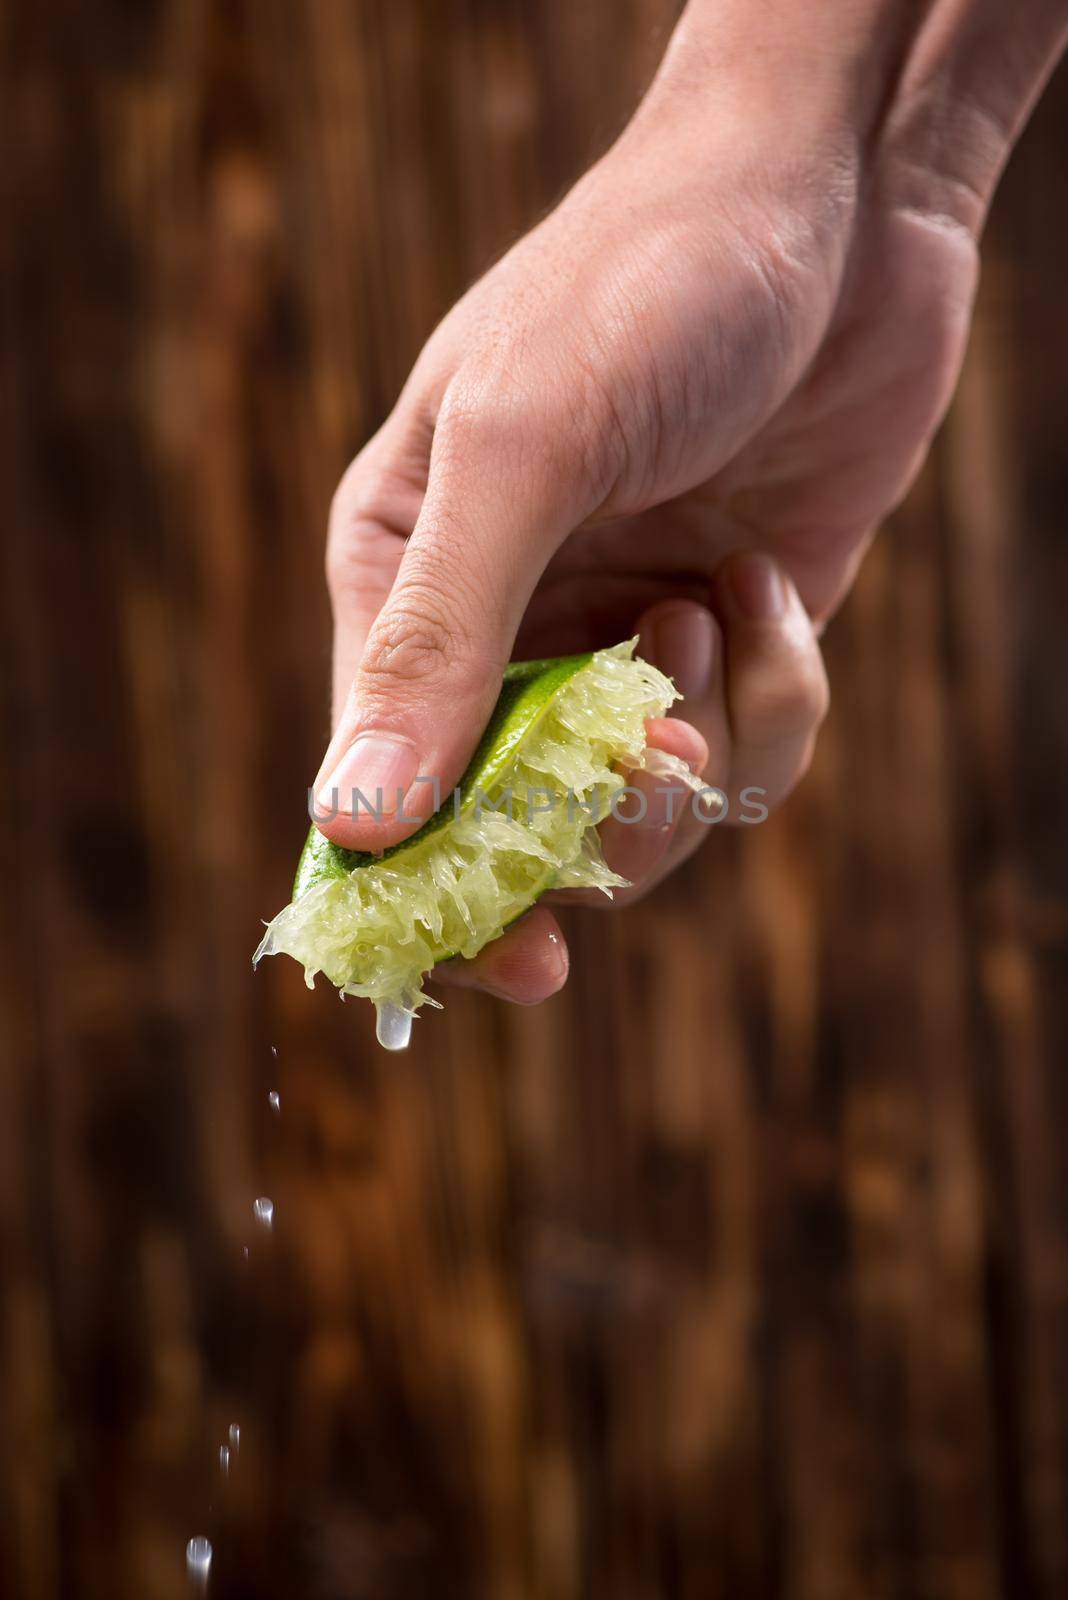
[256,641,681,1038]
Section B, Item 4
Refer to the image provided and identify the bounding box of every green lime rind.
[257,639,680,1018]
[293,651,592,899]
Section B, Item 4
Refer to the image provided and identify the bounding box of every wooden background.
[3,4,1068,1597]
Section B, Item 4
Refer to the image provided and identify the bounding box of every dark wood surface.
[3,4,1068,1597]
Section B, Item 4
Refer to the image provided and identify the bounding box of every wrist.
[657,0,1068,237]
[654,0,919,153]
[880,0,1068,234]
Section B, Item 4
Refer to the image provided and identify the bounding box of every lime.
[254,640,680,1037]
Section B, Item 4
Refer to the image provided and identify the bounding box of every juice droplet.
[270,1045,278,1057]
[376,1003,412,1051]
[219,1444,230,1475]
[186,1535,212,1582]
[228,1422,241,1451]
[252,1197,274,1229]
[268,1090,281,1113]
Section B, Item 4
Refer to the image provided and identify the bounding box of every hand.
[433,566,826,1007]
[312,0,1067,1004]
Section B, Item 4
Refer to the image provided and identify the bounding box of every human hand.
[312,0,1067,1004]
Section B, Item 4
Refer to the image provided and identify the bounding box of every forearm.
[885,0,1068,227]
[648,0,1068,230]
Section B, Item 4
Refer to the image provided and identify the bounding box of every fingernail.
[726,552,786,621]
[315,732,419,819]
[649,604,716,700]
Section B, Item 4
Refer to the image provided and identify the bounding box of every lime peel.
[254,640,680,1027]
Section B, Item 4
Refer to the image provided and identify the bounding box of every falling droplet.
[253,1197,274,1229]
[376,1003,412,1051]
[219,1444,230,1475]
[268,1090,280,1113]
[270,1045,278,1057]
[228,1422,241,1452]
[186,1535,212,1583]
[241,1246,249,1262]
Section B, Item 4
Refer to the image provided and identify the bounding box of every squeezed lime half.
[254,640,680,1033]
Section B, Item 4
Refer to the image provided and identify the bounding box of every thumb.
[312,385,590,851]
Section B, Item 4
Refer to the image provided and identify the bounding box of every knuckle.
[734,653,829,741]
[436,355,608,509]
[325,464,413,603]
[324,534,378,600]
[324,529,395,621]
[765,729,820,808]
[329,464,394,536]
[798,658,831,728]
[436,366,530,464]
[359,586,491,697]
[403,535,487,621]
[362,598,454,686]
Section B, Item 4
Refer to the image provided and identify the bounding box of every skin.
[311,0,1068,1006]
